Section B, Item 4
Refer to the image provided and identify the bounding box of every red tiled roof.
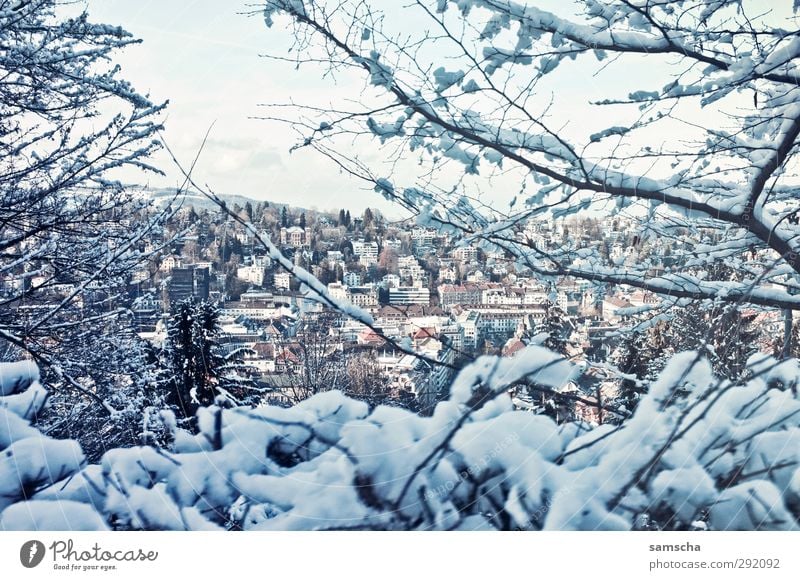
[412,327,436,340]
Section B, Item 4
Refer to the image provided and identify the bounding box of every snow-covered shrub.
[1,348,799,531]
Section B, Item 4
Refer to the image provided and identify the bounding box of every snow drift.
[1,347,799,531]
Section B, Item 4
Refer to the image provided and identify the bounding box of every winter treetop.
[258,0,800,315]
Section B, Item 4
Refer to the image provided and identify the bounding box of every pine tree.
[660,302,758,380]
[609,330,650,415]
[161,300,256,422]
[299,212,306,229]
[363,208,374,229]
[338,209,346,226]
[281,206,289,228]
[538,300,573,355]
[525,300,577,424]
[706,304,759,379]
[642,321,673,381]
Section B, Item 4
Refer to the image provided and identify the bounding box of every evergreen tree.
[772,316,800,360]
[161,300,256,423]
[221,237,232,263]
[706,304,759,379]
[538,300,573,355]
[345,210,351,228]
[535,391,575,425]
[608,330,650,415]
[281,206,289,228]
[245,201,254,222]
[641,321,673,381]
[299,212,306,229]
[661,302,758,380]
[318,265,333,285]
[338,209,346,226]
[527,300,578,423]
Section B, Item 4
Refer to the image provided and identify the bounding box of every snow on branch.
[258,0,800,313]
[2,349,800,530]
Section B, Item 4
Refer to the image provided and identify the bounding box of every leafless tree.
[256,0,800,343]
[281,310,346,403]
[0,1,178,450]
[342,349,393,405]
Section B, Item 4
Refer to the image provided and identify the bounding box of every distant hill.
[147,188,310,215]
[144,187,400,223]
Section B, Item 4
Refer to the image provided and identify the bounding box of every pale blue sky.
[79,1,670,218]
[81,1,787,219]
[83,0,632,219]
[84,0,394,214]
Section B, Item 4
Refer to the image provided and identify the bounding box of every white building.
[159,255,182,273]
[352,240,379,266]
[252,255,271,268]
[280,226,310,248]
[240,290,274,303]
[384,239,402,252]
[274,272,291,291]
[411,227,437,248]
[348,286,379,308]
[440,267,457,283]
[440,323,464,352]
[220,301,279,321]
[397,255,418,269]
[389,286,431,306]
[326,250,344,267]
[237,265,265,286]
[466,270,486,283]
[397,255,426,283]
[327,282,348,302]
[452,246,478,262]
[382,274,401,288]
[343,271,361,287]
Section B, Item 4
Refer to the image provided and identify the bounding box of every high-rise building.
[389,286,430,306]
[168,266,210,308]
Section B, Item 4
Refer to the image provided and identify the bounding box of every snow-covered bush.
[1,349,799,531]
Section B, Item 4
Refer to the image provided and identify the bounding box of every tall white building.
[352,240,379,266]
[389,286,430,306]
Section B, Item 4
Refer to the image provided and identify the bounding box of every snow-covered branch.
[2,348,799,530]
[258,0,800,314]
